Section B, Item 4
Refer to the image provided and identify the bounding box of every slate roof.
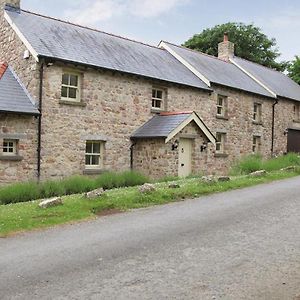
[4,6,210,91]
[131,112,193,139]
[161,42,275,98]
[0,63,39,115]
[232,57,300,102]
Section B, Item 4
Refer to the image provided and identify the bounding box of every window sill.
[252,121,263,126]
[83,168,105,175]
[216,115,229,120]
[0,155,23,161]
[59,100,87,107]
[151,108,165,114]
[214,153,228,158]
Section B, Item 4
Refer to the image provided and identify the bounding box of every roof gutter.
[37,55,212,93]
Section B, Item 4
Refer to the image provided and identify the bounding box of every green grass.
[230,153,300,175]
[1,170,299,237]
[0,171,148,205]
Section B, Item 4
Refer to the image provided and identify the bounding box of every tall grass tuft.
[230,153,300,175]
[0,182,40,205]
[0,171,149,205]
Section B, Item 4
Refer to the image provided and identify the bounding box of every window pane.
[92,155,100,165]
[61,86,68,98]
[152,90,156,98]
[156,90,163,99]
[86,142,92,154]
[62,74,69,85]
[93,142,101,154]
[85,155,91,165]
[70,75,78,87]
[156,100,161,108]
[217,107,223,115]
[217,97,223,106]
[68,88,77,99]
[216,143,221,151]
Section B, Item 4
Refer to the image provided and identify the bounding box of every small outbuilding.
[131,111,215,179]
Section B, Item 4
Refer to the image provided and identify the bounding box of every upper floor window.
[61,72,81,102]
[2,139,17,156]
[216,132,226,154]
[252,136,261,153]
[253,103,262,123]
[85,141,104,169]
[294,103,300,121]
[216,95,227,118]
[152,88,165,110]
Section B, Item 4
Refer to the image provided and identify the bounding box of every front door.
[178,138,192,177]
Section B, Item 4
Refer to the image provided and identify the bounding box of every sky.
[21,0,300,62]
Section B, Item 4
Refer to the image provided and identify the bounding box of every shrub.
[231,153,300,175]
[0,182,40,205]
[230,154,262,175]
[0,171,150,205]
[62,176,97,195]
[95,171,148,190]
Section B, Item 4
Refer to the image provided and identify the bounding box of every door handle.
[181,164,185,167]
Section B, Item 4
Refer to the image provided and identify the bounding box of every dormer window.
[61,72,81,102]
[152,88,166,111]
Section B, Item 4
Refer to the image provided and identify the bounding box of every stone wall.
[133,121,210,179]
[0,4,299,183]
[0,7,39,184]
[0,114,37,185]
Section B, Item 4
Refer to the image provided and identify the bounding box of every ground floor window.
[252,136,261,153]
[2,139,17,156]
[216,132,226,154]
[85,141,104,169]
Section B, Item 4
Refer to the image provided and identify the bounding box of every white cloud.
[64,0,124,25]
[64,0,189,26]
[129,0,189,18]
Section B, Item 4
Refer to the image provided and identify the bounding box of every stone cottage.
[0,0,300,184]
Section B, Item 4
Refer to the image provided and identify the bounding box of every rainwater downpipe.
[37,61,44,181]
[271,99,278,157]
[130,142,136,170]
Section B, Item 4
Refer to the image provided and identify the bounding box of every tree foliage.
[183,22,288,72]
[288,56,300,85]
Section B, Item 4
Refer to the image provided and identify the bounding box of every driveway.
[1,176,300,299]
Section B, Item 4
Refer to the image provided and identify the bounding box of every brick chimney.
[218,33,235,61]
[0,0,20,10]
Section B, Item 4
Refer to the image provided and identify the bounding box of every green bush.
[62,176,97,195]
[0,171,149,205]
[0,182,40,205]
[231,153,300,175]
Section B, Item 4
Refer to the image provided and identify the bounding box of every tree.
[183,22,288,72]
[288,56,300,84]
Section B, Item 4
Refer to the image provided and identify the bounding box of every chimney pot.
[223,33,229,42]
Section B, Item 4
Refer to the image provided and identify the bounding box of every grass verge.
[1,170,299,237]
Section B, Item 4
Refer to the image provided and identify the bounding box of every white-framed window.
[152,88,165,110]
[294,103,300,121]
[252,136,261,153]
[253,103,262,123]
[216,95,227,117]
[216,132,226,153]
[85,141,104,169]
[2,139,17,156]
[61,72,81,102]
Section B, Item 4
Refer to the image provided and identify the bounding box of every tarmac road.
[1,176,300,299]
